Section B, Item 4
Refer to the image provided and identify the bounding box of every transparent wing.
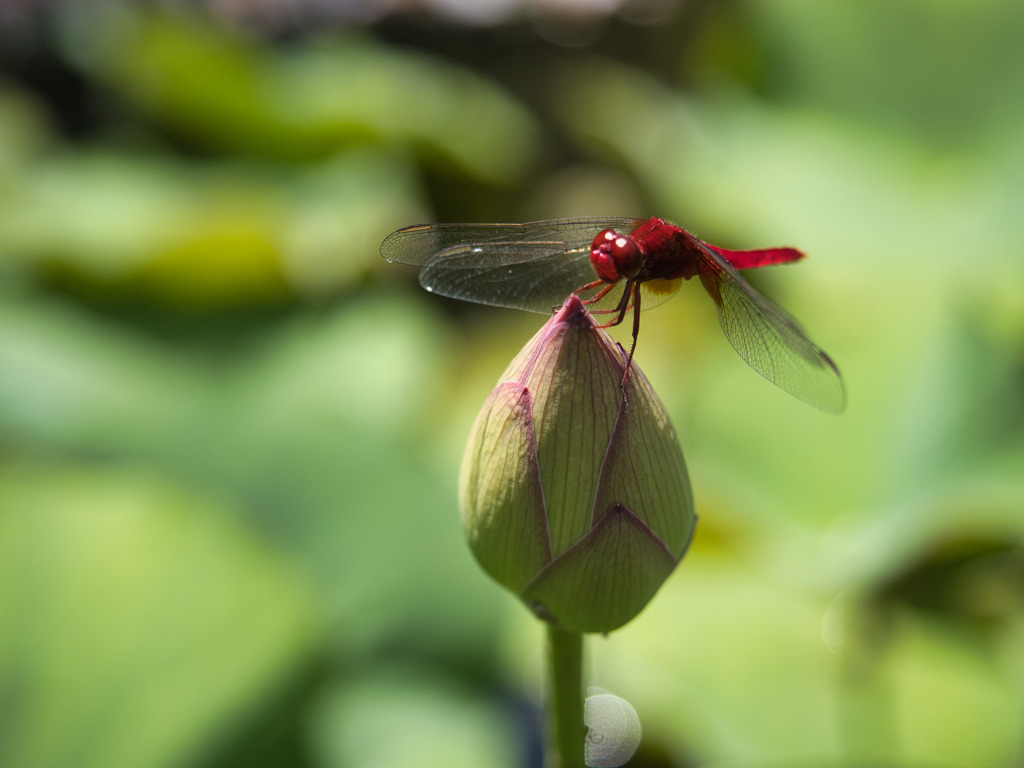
[696,243,846,413]
[380,218,642,313]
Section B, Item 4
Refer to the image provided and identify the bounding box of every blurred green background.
[1,1,1022,766]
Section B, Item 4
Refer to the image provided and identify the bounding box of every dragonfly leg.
[594,280,634,328]
[587,280,641,388]
[621,284,642,385]
[576,279,614,306]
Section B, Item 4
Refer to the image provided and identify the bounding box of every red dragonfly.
[381,217,844,412]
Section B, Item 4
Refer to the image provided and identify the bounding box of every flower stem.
[546,623,586,768]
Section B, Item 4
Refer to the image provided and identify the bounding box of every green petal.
[459,382,551,592]
[522,504,680,634]
[592,365,696,557]
[529,317,622,557]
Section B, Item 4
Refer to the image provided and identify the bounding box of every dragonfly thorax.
[590,229,642,283]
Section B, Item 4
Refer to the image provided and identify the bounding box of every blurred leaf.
[194,295,511,664]
[0,464,315,768]
[883,312,1024,486]
[0,297,208,448]
[0,82,55,178]
[591,555,843,764]
[280,149,423,299]
[309,668,521,768]
[273,38,541,185]
[58,5,540,183]
[0,293,508,667]
[0,149,290,306]
[879,610,1022,767]
[745,0,1024,148]
[876,536,1024,632]
[0,144,420,305]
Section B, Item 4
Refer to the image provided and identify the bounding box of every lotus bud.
[459,295,695,634]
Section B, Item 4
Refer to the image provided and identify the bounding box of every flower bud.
[459,295,695,633]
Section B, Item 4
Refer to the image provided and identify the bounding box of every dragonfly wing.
[697,245,846,412]
[381,218,641,314]
[420,241,594,313]
[636,278,684,311]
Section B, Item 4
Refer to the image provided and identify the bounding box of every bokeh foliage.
[1,1,1022,766]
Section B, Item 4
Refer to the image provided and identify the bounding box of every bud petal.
[459,295,695,633]
[459,382,550,592]
[522,504,678,633]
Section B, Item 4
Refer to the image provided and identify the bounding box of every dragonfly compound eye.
[590,229,642,283]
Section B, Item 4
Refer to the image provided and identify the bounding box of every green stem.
[546,623,586,768]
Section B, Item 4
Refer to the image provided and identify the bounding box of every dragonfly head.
[590,229,642,283]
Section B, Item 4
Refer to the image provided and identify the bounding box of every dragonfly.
[380,216,845,412]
